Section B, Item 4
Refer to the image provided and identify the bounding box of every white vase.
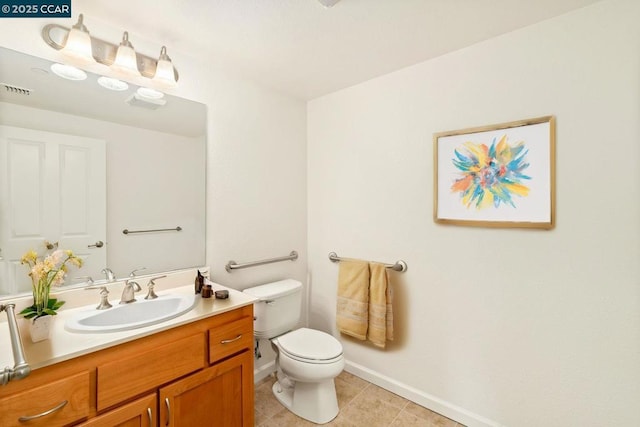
[29,315,53,343]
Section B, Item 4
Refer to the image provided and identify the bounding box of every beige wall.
[307,0,640,426]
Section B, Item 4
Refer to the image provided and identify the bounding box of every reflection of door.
[0,125,106,295]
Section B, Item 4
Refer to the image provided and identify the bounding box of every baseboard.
[344,360,504,427]
[254,360,276,383]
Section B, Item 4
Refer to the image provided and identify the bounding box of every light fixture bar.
[41,23,179,82]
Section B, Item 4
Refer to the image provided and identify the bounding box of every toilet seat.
[275,328,343,364]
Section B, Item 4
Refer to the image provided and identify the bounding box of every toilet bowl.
[271,328,344,424]
[243,280,344,424]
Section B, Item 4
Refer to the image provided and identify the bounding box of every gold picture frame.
[434,116,556,229]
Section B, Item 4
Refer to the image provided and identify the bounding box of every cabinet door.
[159,350,254,427]
[76,393,156,427]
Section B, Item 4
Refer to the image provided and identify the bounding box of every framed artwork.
[434,116,555,229]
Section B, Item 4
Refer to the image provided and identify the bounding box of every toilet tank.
[243,279,302,339]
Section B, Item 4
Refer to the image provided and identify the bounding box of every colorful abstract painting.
[434,116,555,229]
[450,135,531,210]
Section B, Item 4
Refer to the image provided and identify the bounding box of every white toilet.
[244,279,344,424]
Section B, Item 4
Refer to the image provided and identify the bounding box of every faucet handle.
[144,275,166,300]
[86,286,112,310]
[129,267,147,278]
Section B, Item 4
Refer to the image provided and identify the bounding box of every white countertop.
[0,271,257,371]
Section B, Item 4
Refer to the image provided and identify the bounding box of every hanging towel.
[368,262,394,348]
[336,259,370,340]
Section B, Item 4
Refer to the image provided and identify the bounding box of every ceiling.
[76,0,602,100]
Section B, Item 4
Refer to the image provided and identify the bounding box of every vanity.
[0,270,256,427]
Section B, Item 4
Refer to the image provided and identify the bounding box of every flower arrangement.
[19,241,83,319]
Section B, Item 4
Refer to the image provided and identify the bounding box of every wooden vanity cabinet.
[0,304,254,427]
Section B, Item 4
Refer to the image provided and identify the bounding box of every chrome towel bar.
[226,251,298,272]
[123,226,182,235]
[328,251,408,272]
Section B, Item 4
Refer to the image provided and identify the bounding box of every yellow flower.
[20,250,38,265]
[70,256,83,268]
[44,257,56,271]
[19,240,83,318]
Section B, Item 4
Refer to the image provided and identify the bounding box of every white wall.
[0,4,308,372]
[307,0,640,426]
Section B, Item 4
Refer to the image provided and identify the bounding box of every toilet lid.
[277,328,343,361]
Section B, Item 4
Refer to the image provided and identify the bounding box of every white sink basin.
[65,294,197,333]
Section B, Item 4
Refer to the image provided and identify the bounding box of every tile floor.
[254,371,465,427]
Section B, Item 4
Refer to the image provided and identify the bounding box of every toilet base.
[272,378,339,424]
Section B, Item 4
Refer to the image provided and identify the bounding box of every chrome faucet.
[120,280,141,304]
[101,268,116,282]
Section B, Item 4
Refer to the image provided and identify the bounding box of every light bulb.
[60,14,96,66]
[111,31,141,78]
[151,46,177,88]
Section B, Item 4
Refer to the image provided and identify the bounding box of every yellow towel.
[368,262,394,348]
[336,259,370,340]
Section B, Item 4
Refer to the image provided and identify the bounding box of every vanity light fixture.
[151,46,177,89]
[58,14,96,66]
[110,32,142,78]
[42,14,179,88]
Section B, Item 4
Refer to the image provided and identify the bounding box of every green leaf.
[19,299,65,319]
[47,298,65,311]
[19,305,37,316]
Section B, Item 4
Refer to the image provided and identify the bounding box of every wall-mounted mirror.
[0,46,206,298]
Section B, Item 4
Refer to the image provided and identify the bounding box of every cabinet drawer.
[0,370,90,427]
[97,332,205,411]
[209,316,253,364]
